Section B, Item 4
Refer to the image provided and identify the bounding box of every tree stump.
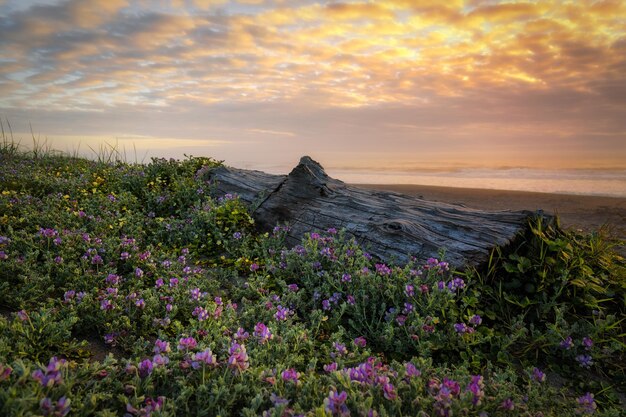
[209,156,545,268]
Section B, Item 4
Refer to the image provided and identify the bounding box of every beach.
[354,184,626,241]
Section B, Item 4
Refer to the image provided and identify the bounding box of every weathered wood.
[209,156,545,268]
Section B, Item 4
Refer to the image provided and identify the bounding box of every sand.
[353,184,626,242]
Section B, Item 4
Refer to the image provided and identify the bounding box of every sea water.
[322,168,626,198]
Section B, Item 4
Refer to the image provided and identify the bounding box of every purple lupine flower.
[152,354,169,367]
[347,295,355,305]
[274,305,292,321]
[192,349,217,368]
[354,336,367,348]
[396,315,407,326]
[270,393,290,406]
[169,278,178,287]
[437,281,446,291]
[287,284,299,292]
[532,367,546,383]
[582,337,593,350]
[405,284,415,297]
[281,368,299,383]
[576,354,593,368]
[161,259,172,268]
[448,277,465,291]
[454,323,468,334]
[331,342,347,358]
[135,299,145,309]
[324,390,349,416]
[63,290,75,303]
[155,278,164,288]
[40,396,70,417]
[154,339,171,354]
[32,357,66,387]
[135,267,144,278]
[91,254,103,265]
[54,255,63,264]
[466,375,485,406]
[138,359,153,378]
[189,288,202,301]
[469,314,482,326]
[500,398,515,410]
[576,392,597,414]
[166,303,173,312]
[234,327,249,341]
[382,381,397,400]
[322,299,331,311]
[405,362,421,378]
[227,342,249,373]
[341,273,352,283]
[250,263,259,272]
[254,322,273,344]
[0,363,12,381]
[177,337,197,351]
[106,274,120,285]
[375,263,392,275]
[139,251,151,260]
[100,299,114,311]
[324,362,338,373]
[560,336,574,350]
[214,296,223,305]
[403,302,414,314]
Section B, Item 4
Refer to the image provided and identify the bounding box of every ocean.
[322,167,626,198]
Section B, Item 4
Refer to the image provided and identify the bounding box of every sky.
[1,0,625,175]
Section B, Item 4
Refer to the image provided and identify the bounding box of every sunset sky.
[1,0,625,174]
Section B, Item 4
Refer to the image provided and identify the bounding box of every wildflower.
[40,396,70,417]
[448,277,465,291]
[100,299,114,311]
[270,393,290,406]
[375,263,392,275]
[380,379,397,400]
[155,278,164,288]
[0,363,12,381]
[135,299,145,309]
[405,284,414,297]
[354,336,367,348]
[274,305,292,321]
[233,231,242,239]
[169,278,178,287]
[166,303,173,312]
[576,392,597,414]
[500,398,515,410]
[106,274,120,285]
[91,254,103,265]
[331,342,347,358]
[532,367,546,383]
[322,299,331,311]
[560,336,574,350]
[324,390,349,416]
[405,362,421,378]
[454,323,468,334]
[177,337,198,351]
[396,315,407,326]
[227,342,249,373]
[120,251,130,260]
[281,368,299,383]
[324,362,338,373]
[254,322,273,344]
[234,327,249,341]
[192,349,217,368]
[466,375,485,406]
[154,339,171,354]
[134,267,144,278]
[582,337,593,350]
[152,354,169,367]
[54,255,63,264]
[469,314,482,326]
[189,288,202,301]
[250,263,259,272]
[126,397,164,417]
[403,302,414,314]
[138,359,153,378]
[32,357,66,387]
[576,354,593,368]
[63,290,75,303]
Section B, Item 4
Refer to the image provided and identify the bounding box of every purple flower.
[253,322,273,344]
[0,363,12,381]
[63,290,75,303]
[270,393,290,406]
[177,337,197,351]
[169,278,179,287]
[576,354,593,368]
[405,362,421,378]
[324,390,349,416]
[120,251,130,260]
[341,274,351,283]
[532,367,546,383]
[382,381,397,400]
[466,375,485,406]
[233,232,242,239]
[560,336,573,350]
[154,339,171,354]
[152,354,169,367]
[396,315,407,326]
[281,368,299,383]
[40,396,70,417]
[135,299,145,309]
[32,357,66,387]
[402,302,414,314]
[138,359,153,378]
[576,392,597,414]
[375,263,392,275]
[324,362,338,373]
[106,274,121,285]
[331,342,347,358]
[193,349,217,368]
[354,336,367,348]
[405,284,414,297]
[500,398,515,410]
[227,342,249,373]
[100,299,114,311]
[234,327,249,341]
[287,284,299,292]
[469,314,482,326]
[582,337,593,350]
[135,267,144,278]
[448,277,465,291]
[91,254,103,265]
[250,263,259,272]
[322,299,331,311]
[454,323,468,334]
[347,295,355,305]
[54,255,63,264]
[274,305,292,321]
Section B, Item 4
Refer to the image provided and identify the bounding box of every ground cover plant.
[0,141,625,416]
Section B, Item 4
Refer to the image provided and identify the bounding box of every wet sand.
[353,184,626,241]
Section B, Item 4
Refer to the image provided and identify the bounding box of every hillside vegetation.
[0,143,625,416]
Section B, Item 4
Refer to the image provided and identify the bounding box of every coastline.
[353,183,626,240]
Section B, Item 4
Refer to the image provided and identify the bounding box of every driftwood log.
[209,156,545,269]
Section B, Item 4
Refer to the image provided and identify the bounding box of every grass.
[0,138,624,416]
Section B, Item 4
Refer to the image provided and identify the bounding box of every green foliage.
[0,147,624,415]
